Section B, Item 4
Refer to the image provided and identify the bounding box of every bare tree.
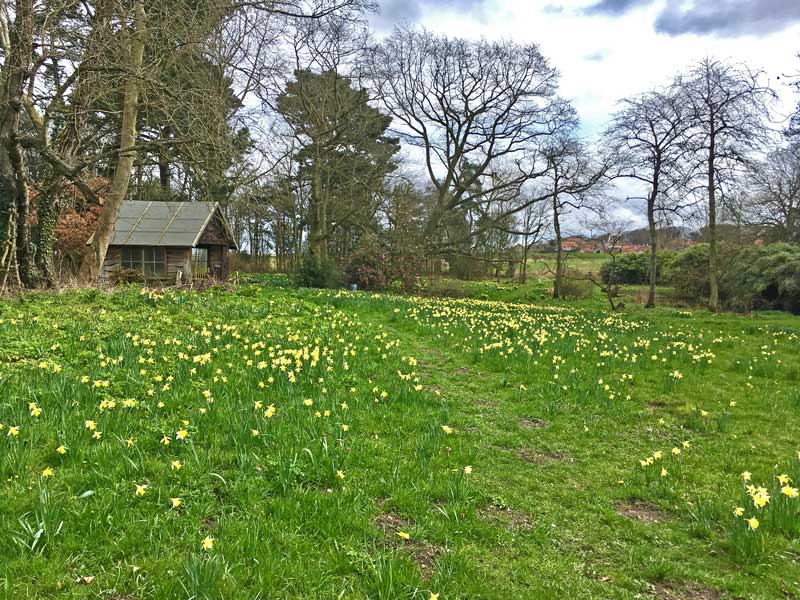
[543,136,607,298]
[604,83,693,308]
[581,210,631,311]
[513,196,549,283]
[742,143,800,242]
[368,27,575,245]
[679,58,776,311]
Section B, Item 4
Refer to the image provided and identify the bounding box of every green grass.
[0,283,799,599]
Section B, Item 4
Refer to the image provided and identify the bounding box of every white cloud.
[390,0,798,138]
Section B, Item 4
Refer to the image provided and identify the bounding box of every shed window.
[192,247,209,275]
[121,247,166,277]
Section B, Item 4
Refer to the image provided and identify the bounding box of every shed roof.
[103,201,236,248]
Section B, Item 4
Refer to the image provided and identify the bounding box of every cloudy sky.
[365,0,799,230]
[369,0,800,139]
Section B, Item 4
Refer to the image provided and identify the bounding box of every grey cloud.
[373,0,485,28]
[654,0,800,36]
[584,0,654,16]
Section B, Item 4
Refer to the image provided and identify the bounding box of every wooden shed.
[94,200,238,283]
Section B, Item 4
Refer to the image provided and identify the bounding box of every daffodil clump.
[728,460,800,560]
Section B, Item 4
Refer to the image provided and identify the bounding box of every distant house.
[561,236,602,253]
[561,236,585,251]
[619,243,648,253]
[91,201,237,283]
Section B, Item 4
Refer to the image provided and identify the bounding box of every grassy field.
[1,283,799,599]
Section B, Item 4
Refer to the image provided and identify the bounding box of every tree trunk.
[521,233,529,283]
[552,190,563,299]
[707,143,719,312]
[0,0,35,287]
[308,159,328,261]
[646,172,659,308]
[82,0,147,281]
[34,188,59,286]
[158,127,171,192]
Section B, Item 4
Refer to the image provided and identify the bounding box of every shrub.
[387,248,425,293]
[344,244,425,293]
[344,246,389,291]
[110,267,146,285]
[558,270,594,299]
[724,244,800,314]
[294,256,342,289]
[663,244,711,304]
[601,251,675,286]
[601,253,650,285]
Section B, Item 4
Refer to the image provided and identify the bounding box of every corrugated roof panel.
[122,231,165,246]
[108,201,219,247]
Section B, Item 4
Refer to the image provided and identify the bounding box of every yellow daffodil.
[170,497,182,508]
[201,535,214,551]
[135,484,148,497]
[41,467,54,477]
[397,531,411,540]
[746,517,759,530]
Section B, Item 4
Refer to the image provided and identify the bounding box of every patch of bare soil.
[646,401,667,409]
[478,503,533,531]
[375,512,411,533]
[519,417,549,429]
[615,499,670,523]
[650,582,721,600]
[516,447,573,464]
[456,366,471,373]
[375,513,444,579]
